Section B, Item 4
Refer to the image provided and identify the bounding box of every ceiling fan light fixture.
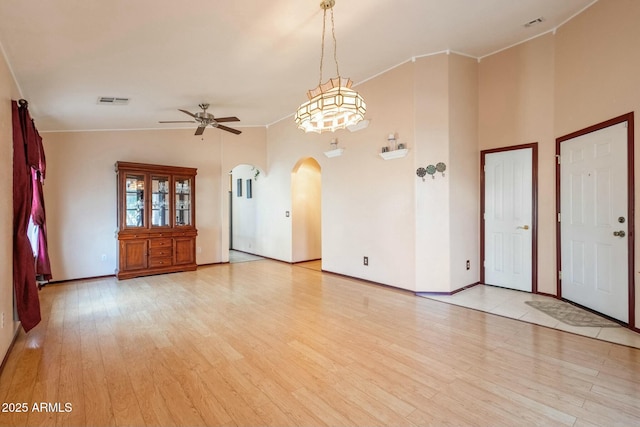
[295,0,366,133]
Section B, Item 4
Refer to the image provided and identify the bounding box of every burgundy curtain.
[12,99,47,332]
[32,167,52,280]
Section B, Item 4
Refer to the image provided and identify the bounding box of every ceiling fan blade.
[178,109,198,119]
[213,116,240,123]
[159,120,196,123]
[194,125,206,136]
[216,124,242,135]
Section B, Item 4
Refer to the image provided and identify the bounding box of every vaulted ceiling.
[0,0,595,132]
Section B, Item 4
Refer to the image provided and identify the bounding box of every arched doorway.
[291,158,322,264]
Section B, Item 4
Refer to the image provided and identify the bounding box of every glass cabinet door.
[175,177,192,226]
[151,176,170,227]
[125,174,145,227]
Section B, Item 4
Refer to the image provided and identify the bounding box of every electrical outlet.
[1,312,4,329]
[285,211,290,217]
[466,260,470,270]
[364,256,368,266]
[101,254,107,262]
[197,246,202,253]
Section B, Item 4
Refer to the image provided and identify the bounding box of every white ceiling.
[0,0,595,133]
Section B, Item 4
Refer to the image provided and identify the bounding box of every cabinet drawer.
[118,232,150,240]
[149,247,172,257]
[149,256,172,268]
[149,238,172,248]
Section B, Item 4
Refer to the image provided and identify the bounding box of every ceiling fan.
[159,103,242,135]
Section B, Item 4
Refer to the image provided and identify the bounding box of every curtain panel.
[12,99,49,332]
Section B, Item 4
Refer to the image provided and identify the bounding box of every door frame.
[556,112,635,328]
[480,143,539,292]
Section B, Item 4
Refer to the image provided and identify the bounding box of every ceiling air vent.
[524,17,545,28]
[97,96,130,105]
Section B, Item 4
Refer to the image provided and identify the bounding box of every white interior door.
[484,148,533,292]
[560,122,628,322]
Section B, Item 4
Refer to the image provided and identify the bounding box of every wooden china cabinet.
[115,161,198,279]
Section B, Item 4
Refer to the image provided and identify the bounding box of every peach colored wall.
[414,53,480,292]
[554,0,640,328]
[414,54,450,291]
[321,63,417,289]
[262,53,478,292]
[42,126,266,280]
[448,54,479,290]
[266,60,417,288]
[479,0,640,328]
[478,33,556,294]
[0,50,21,364]
[292,157,322,262]
[14,1,638,332]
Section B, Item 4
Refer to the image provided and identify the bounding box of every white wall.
[231,164,259,253]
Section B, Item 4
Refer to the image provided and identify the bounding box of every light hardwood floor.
[1,260,640,426]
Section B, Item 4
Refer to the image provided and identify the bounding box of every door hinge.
[556,154,561,165]
[557,212,561,222]
[483,260,486,267]
[558,271,562,280]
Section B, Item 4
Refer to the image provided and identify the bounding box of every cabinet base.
[115,263,197,280]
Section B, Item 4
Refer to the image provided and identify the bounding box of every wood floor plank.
[1,261,639,426]
[56,328,85,427]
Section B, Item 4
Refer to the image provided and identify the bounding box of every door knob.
[517,225,530,230]
[613,230,626,237]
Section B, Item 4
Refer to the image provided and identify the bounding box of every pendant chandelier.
[295,0,366,133]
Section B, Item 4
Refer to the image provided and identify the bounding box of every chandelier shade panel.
[295,77,366,133]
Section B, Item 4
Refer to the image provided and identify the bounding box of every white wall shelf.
[379,148,409,160]
[324,148,345,158]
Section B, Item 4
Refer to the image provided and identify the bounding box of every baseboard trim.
[320,269,416,295]
[415,281,481,297]
[293,258,322,264]
[47,274,115,285]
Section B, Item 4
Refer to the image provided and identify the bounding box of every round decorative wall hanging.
[426,164,436,179]
[416,167,427,181]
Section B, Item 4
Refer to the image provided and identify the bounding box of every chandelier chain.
[318,5,341,87]
[319,7,327,86]
[331,7,340,79]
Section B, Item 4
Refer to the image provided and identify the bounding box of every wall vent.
[97,96,130,105]
[524,17,545,28]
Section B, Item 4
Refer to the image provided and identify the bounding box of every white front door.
[560,121,628,322]
[484,148,533,292]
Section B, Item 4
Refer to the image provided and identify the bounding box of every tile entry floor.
[420,284,640,349]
